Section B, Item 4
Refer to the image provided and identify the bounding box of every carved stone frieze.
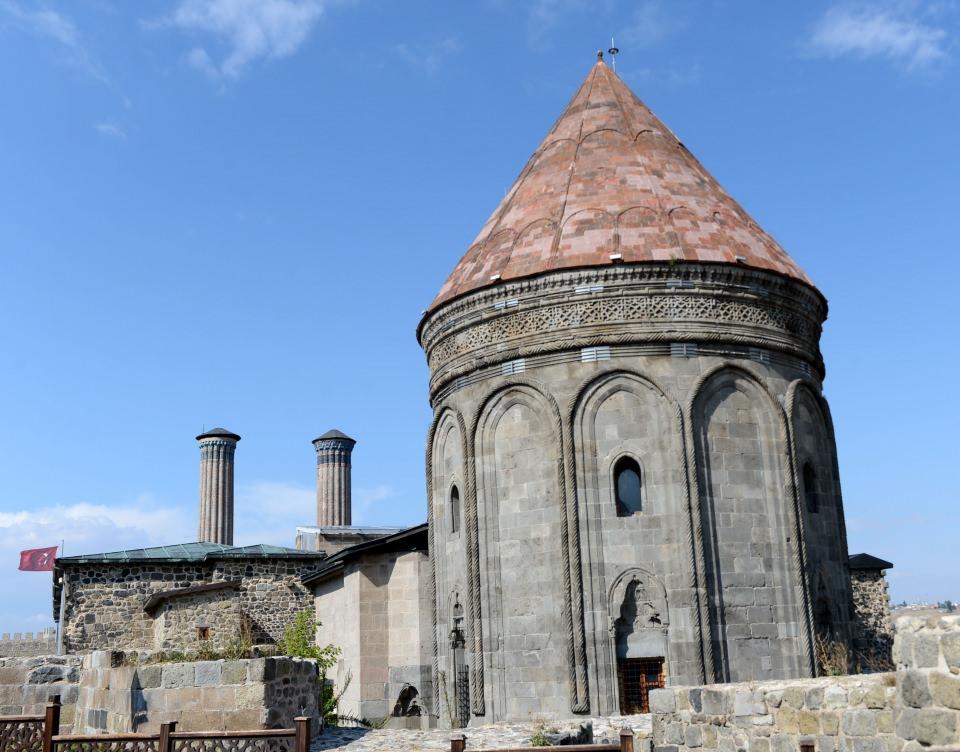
[419,265,826,399]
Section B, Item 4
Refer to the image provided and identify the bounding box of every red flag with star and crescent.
[18,546,59,571]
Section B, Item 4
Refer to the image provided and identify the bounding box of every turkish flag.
[18,546,59,571]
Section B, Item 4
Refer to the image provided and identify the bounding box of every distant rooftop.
[196,427,241,441]
[57,541,326,565]
[313,429,355,444]
[849,553,894,571]
[296,525,403,535]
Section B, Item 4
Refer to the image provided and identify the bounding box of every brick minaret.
[312,429,356,526]
[196,427,240,544]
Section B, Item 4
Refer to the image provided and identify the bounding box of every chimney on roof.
[312,429,356,527]
[196,427,240,544]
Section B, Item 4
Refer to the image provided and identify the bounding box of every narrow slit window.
[803,462,819,513]
[614,457,643,517]
[450,485,461,533]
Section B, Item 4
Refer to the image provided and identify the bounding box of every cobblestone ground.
[310,715,651,752]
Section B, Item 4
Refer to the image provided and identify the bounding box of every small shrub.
[529,719,554,747]
[815,634,852,676]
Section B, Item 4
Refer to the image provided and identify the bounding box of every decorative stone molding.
[419,265,826,399]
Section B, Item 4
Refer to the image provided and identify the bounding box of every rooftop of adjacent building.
[56,541,326,565]
[849,553,894,571]
[302,523,428,588]
[422,52,817,325]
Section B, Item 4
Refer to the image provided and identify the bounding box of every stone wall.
[0,629,56,658]
[0,655,81,729]
[152,590,244,653]
[852,571,894,668]
[61,557,324,653]
[650,615,960,752]
[314,549,433,723]
[894,615,960,748]
[74,651,319,734]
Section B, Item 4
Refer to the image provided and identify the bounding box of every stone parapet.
[650,616,960,752]
[651,674,896,752]
[74,651,319,734]
[0,629,57,658]
[0,655,81,728]
[893,615,960,749]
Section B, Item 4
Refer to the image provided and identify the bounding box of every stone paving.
[310,715,651,752]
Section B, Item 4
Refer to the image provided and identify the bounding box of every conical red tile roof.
[429,56,813,311]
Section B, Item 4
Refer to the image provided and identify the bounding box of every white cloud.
[160,0,325,78]
[808,4,950,71]
[95,120,126,139]
[393,37,461,75]
[0,0,106,81]
[0,497,192,633]
[620,0,672,49]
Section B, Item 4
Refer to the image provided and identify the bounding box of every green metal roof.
[57,541,326,564]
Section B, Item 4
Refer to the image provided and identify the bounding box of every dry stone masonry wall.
[74,651,319,734]
[61,558,322,653]
[650,615,960,752]
[852,571,894,669]
[0,655,81,729]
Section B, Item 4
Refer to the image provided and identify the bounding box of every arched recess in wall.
[607,567,670,714]
[570,369,697,703]
[691,366,806,683]
[429,408,469,714]
[788,382,852,641]
[474,381,579,718]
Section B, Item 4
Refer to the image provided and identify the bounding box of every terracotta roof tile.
[429,58,813,311]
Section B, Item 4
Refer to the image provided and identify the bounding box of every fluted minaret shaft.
[313,430,356,526]
[196,428,240,544]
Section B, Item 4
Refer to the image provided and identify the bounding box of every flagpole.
[56,540,65,656]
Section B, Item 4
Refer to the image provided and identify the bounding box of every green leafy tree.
[279,610,343,725]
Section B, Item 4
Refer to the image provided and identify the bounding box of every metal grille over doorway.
[617,657,665,714]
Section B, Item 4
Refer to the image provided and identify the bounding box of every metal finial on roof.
[597,49,603,61]
[608,37,619,72]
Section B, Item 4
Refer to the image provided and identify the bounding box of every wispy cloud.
[95,120,126,139]
[625,62,701,88]
[807,3,951,72]
[393,37,461,75]
[526,0,586,46]
[0,496,192,633]
[155,0,325,79]
[619,0,673,49]
[0,0,106,81]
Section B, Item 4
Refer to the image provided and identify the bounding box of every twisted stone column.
[312,429,356,526]
[196,428,240,544]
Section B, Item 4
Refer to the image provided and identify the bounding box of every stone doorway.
[617,656,664,714]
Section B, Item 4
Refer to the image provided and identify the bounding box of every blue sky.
[0,0,957,632]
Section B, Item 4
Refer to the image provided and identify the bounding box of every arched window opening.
[614,457,643,517]
[450,485,461,533]
[802,462,819,513]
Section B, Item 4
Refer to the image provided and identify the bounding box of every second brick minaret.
[196,427,240,544]
[312,429,356,526]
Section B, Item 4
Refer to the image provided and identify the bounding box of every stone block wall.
[61,558,323,653]
[74,651,319,734]
[0,655,81,729]
[893,615,960,748]
[0,629,57,658]
[651,673,897,752]
[851,571,894,668]
[651,615,960,752]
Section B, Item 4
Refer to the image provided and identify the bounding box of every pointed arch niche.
[692,366,807,682]
[608,568,668,713]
